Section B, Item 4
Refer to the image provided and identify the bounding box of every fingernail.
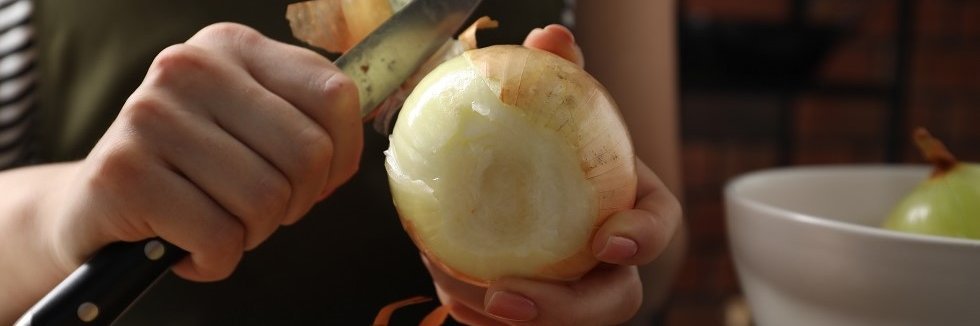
[485,291,537,322]
[598,236,638,261]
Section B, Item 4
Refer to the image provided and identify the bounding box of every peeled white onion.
[385,45,637,285]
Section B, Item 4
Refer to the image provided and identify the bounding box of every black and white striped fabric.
[0,0,34,170]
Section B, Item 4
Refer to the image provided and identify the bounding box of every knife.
[14,0,482,324]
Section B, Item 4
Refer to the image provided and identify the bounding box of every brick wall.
[672,0,980,324]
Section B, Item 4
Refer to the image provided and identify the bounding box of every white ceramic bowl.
[725,165,980,326]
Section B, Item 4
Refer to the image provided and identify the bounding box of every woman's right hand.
[42,22,363,283]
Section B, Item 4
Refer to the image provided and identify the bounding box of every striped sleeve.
[0,0,35,170]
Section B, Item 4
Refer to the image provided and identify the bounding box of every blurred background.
[669,0,979,324]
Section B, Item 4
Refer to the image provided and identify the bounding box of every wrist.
[0,162,82,318]
[35,161,106,274]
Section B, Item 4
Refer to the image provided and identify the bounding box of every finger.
[592,159,682,265]
[425,255,513,325]
[484,265,642,325]
[85,141,245,281]
[522,24,585,67]
[423,255,487,312]
[144,43,332,227]
[435,292,509,326]
[121,83,289,250]
[188,23,363,210]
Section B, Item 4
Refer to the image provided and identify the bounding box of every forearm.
[576,0,681,193]
[577,0,685,323]
[0,162,79,323]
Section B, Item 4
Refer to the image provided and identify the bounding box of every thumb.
[522,24,585,67]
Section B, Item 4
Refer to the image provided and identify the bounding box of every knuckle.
[194,22,267,53]
[198,22,262,44]
[122,93,176,131]
[243,172,292,222]
[319,72,358,114]
[322,71,356,94]
[294,126,334,178]
[87,144,144,192]
[147,44,208,85]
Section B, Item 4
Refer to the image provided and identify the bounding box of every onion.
[883,128,980,239]
[285,0,638,284]
[385,45,638,285]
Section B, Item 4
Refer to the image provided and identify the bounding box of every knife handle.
[16,238,187,326]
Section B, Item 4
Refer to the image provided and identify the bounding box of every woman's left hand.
[426,153,683,325]
[421,25,683,325]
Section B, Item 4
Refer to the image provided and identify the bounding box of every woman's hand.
[42,22,363,282]
[423,25,683,325]
[426,158,681,325]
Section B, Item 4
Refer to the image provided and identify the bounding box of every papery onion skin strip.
[341,0,393,45]
[372,296,432,326]
[458,17,500,50]
[419,305,451,326]
[914,127,958,177]
[285,0,394,53]
[285,0,352,53]
[372,296,450,326]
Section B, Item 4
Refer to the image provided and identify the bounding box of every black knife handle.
[16,238,187,326]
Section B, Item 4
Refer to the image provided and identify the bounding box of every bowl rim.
[724,164,980,248]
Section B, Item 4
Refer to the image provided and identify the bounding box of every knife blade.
[339,0,481,119]
[14,0,482,324]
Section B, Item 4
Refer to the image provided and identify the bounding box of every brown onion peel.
[373,296,430,325]
[285,0,393,53]
[458,16,500,50]
[372,296,450,326]
[913,127,958,176]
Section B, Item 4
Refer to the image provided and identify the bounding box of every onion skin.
[386,45,637,285]
[341,0,393,45]
[285,0,393,53]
